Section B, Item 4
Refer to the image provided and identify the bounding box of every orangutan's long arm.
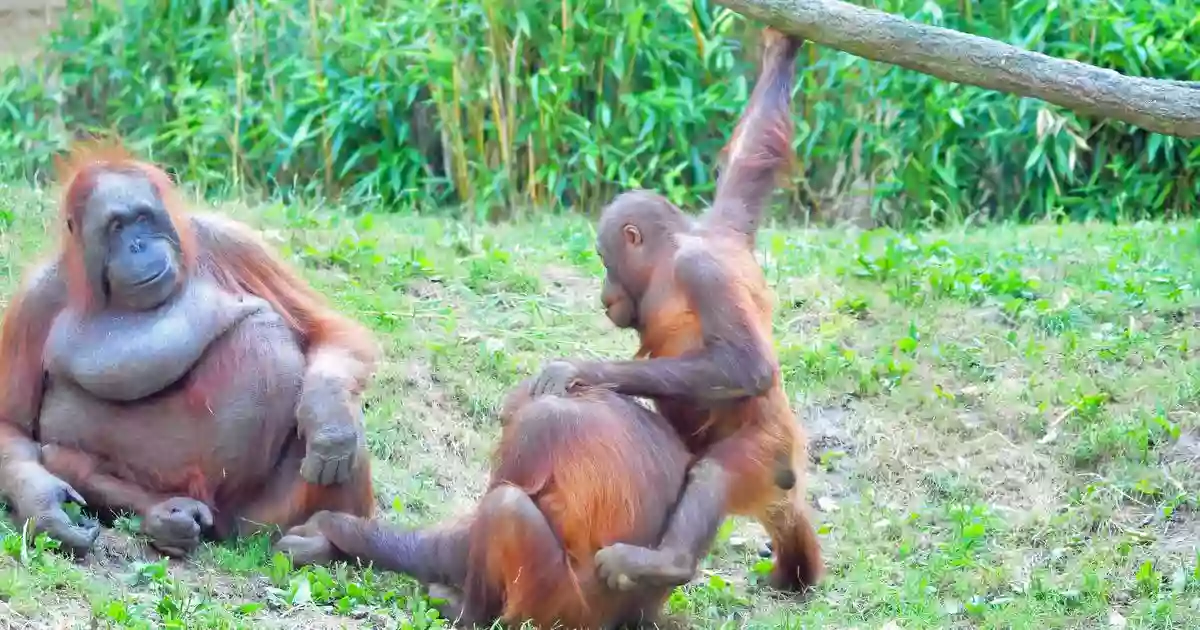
[578,246,778,402]
[0,264,100,553]
[704,29,803,241]
[573,31,801,401]
[191,214,381,485]
[0,264,64,473]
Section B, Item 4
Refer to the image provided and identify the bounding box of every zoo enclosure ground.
[0,0,63,66]
[1,183,1200,629]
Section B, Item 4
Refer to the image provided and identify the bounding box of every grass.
[1,182,1200,629]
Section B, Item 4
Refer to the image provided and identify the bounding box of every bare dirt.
[0,2,64,65]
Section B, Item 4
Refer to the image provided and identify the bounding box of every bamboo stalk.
[229,8,245,194]
[306,0,335,193]
[506,30,520,202]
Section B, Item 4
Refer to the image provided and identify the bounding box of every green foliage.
[5,176,1200,624]
[0,0,1197,222]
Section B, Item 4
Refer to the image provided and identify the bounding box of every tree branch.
[714,0,1200,138]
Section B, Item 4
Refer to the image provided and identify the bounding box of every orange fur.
[707,33,803,239]
[52,139,377,371]
[56,140,198,312]
[482,389,691,626]
[0,267,61,436]
[189,213,376,364]
[633,229,821,589]
[599,30,821,591]
[0,138,378,547]
[300,384,691,629]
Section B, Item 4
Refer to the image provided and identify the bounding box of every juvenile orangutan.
[530,28,824,593]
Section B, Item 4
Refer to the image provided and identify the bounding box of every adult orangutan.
[529,29,824,593]
[0,143,378,558]
[274,382,692,628]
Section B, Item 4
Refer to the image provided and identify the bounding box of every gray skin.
[0,171,368,557]
[39,299,306,556]
[44,266,269,403]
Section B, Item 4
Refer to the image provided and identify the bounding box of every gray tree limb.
[714,0,1200,138]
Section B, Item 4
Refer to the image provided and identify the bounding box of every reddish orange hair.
[52,140,198,311]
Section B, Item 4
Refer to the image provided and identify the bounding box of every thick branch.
[715,0,1200,138]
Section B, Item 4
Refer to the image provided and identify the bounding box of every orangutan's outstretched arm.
[704,28,803,242]
[533,31,798,403]
[190,214,381,486]
[0,264,100,554]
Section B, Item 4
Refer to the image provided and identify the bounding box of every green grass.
[2,181,1200,629]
